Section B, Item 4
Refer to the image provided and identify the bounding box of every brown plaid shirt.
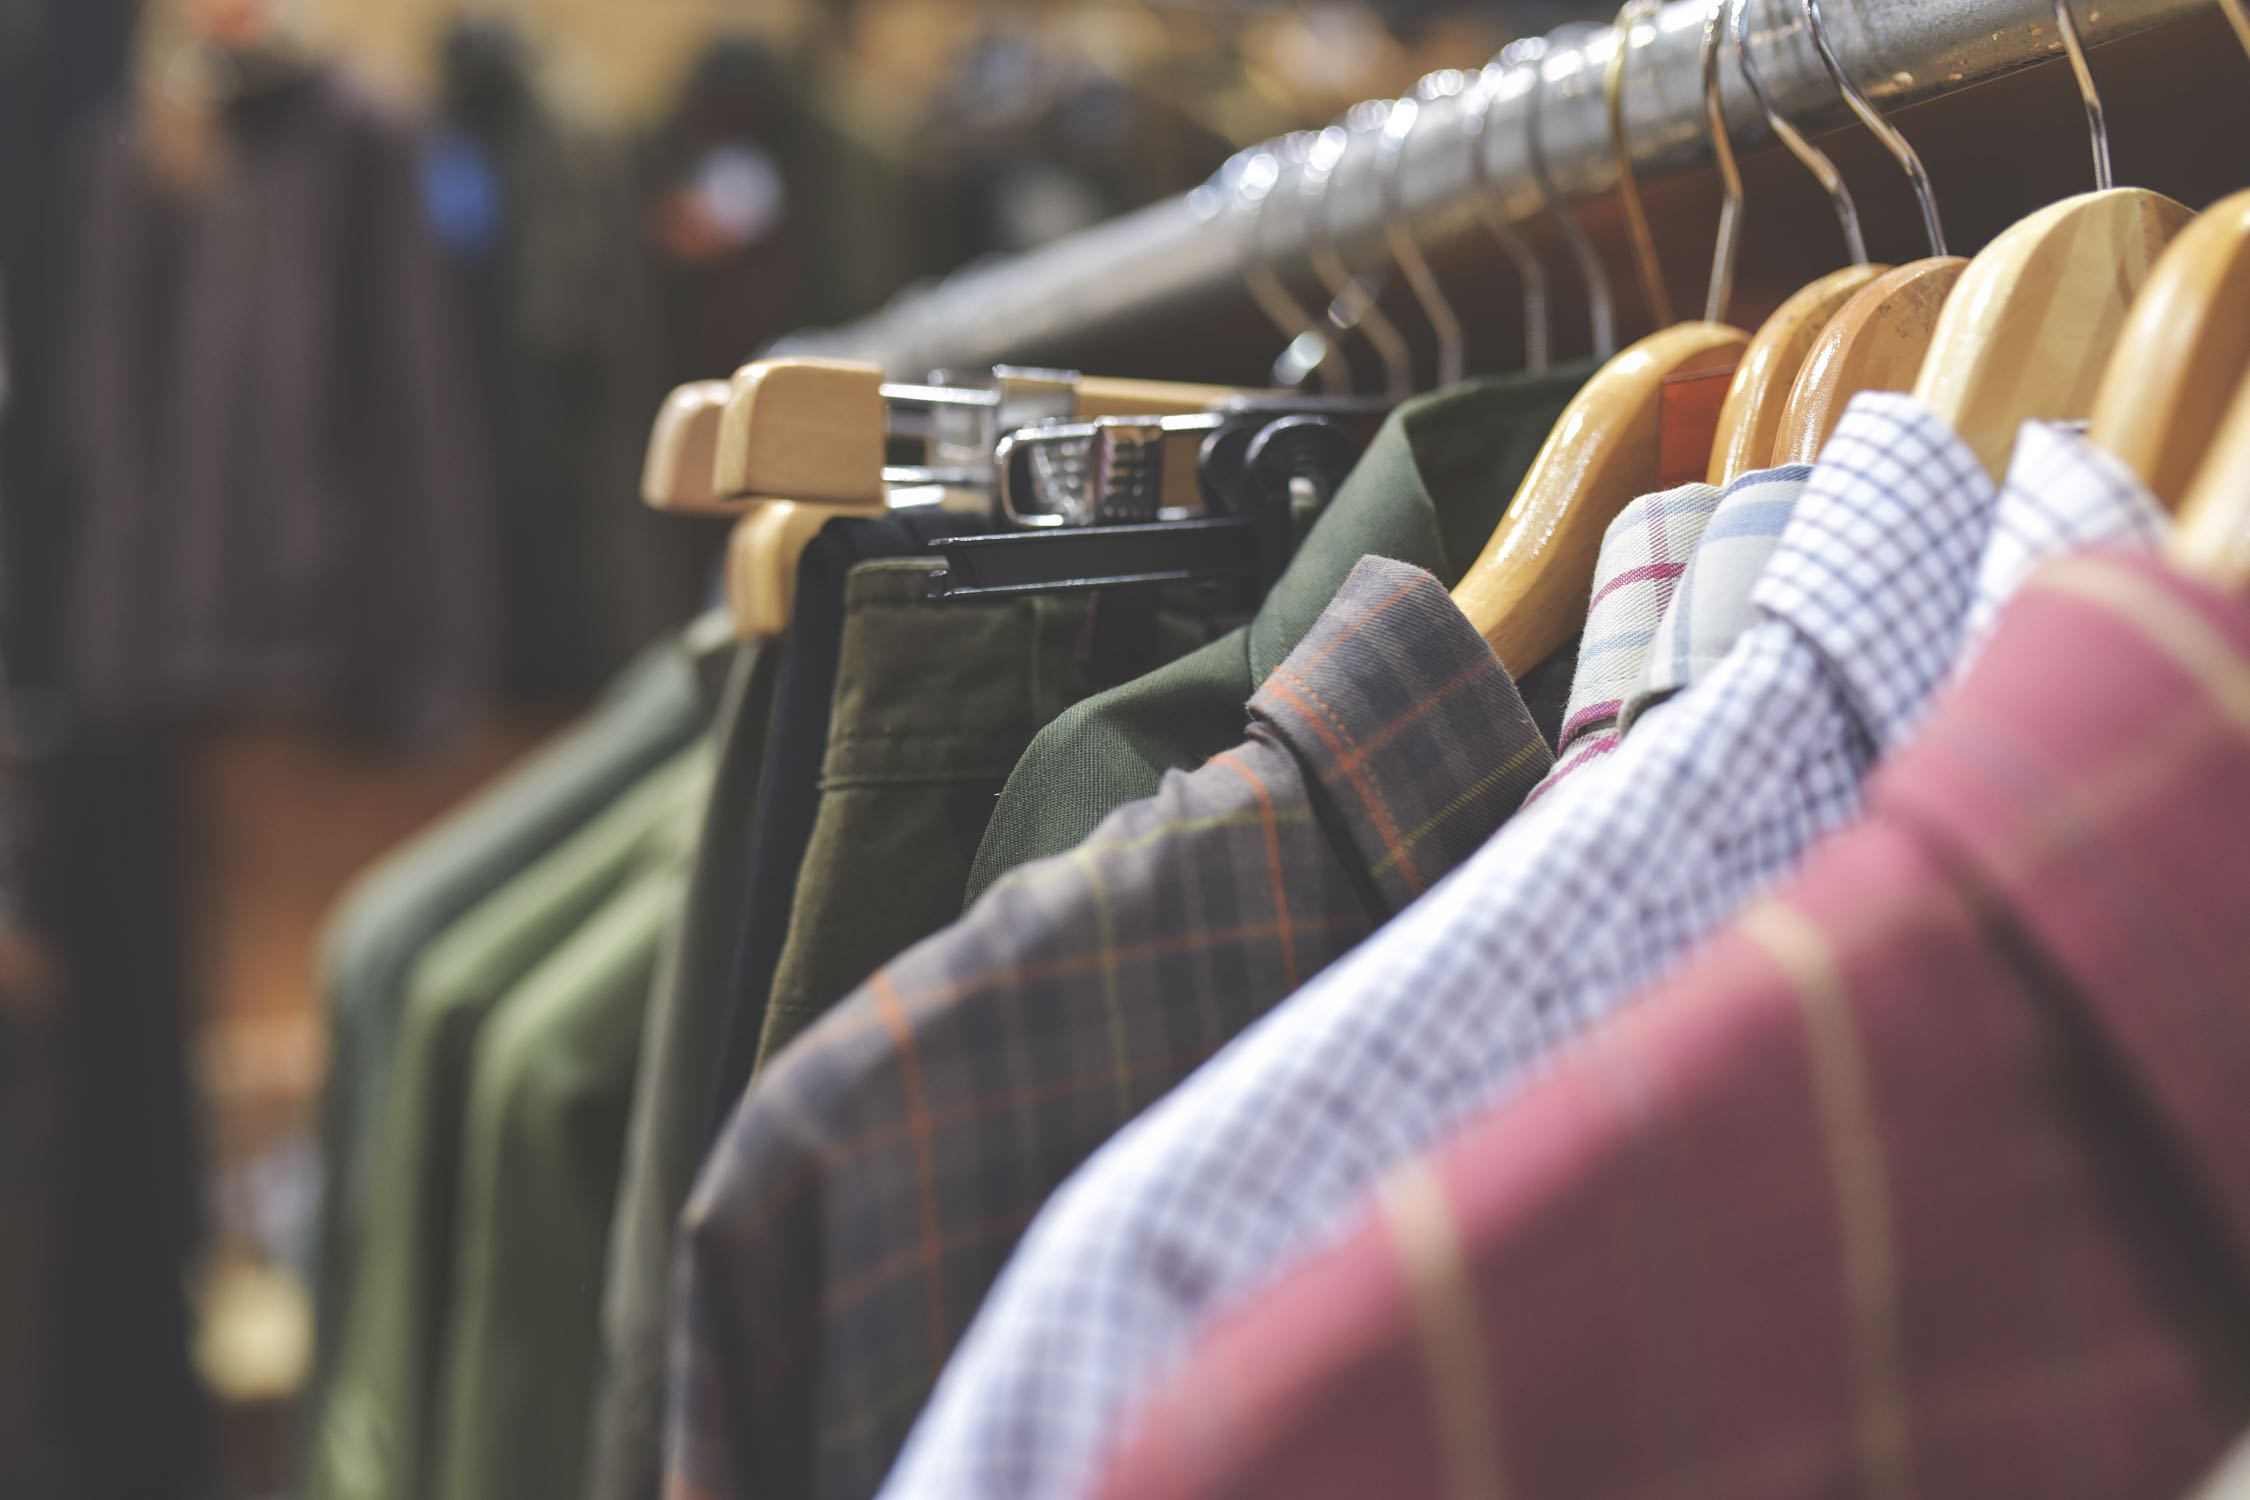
[666,557,1558,1500]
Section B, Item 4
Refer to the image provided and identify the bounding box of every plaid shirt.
[1531,482,1721,796]
[1620,464,1809,735]
[875,393,2008,1500]
[1958,419,2169,662]
[667,558,1556,1500]
[1092,553,2250,1500]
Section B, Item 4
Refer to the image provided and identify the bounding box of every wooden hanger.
[1449,13,1745,673]
[1705,0,1888,485]
[2094,0,2250,507]
[641,381,736,515]
[1776,260,1965,462]
[2086,193,2250,510]
[1772,0,1963,463]
[715,356,1247,502]
[2171,366,2250,593]
[1453,323,1748,672]
[1912,0,2193,481]
[1914,189,2192,482]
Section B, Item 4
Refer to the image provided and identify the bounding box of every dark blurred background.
[0,2,1615,1496]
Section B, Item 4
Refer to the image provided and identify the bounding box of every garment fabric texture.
[307,746,711,1500]
[668,557,1555,1500]
[430,804,703,1500]
[1621,464,1809,734]
[590,641,781,1500]
[1532,480,1723,795]
[1092,552,2250,1500]
[58,68,496,742]
[959,363,1597,908]
[1957,419,2169,664]
[757,562,1217,1071]
[312,642,702,1412]
[705,510,992,1139]
[875,394,2019,1500]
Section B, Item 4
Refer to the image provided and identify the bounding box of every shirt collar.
[1622,464,1810,735]
[1249,555,1554,913]
[1750,392,1998,754]
[1873,552,2250,1270]
[1958,419,2171,661]
[1551,482,1723,757]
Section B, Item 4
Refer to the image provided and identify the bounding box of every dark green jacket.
[962,364,1594,904]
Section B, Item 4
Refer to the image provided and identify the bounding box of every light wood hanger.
[2085,174,2250,507]
[1450,11,1748,673]
[2171,366,2250,593]
[1774,0,1965,464]
[641,381,736,515]
[1910,0,2193,482]
[1705,0,1887,485]
[1777,262,1965,462]
[714,356,1249,502]
[1453,323,1748,672]
[2092,0,2250,507]
[722,499,873,641]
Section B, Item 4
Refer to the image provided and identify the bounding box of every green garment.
[430,831,699,1500]
[961,365,1596,905]
[311,642,702,1408]
[589,641,782,1500]
[306,746,712,1500]
[757,563,1216,1070]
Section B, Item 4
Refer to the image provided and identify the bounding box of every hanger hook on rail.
[1701,0,1746,324]
[1733,0,1869,263]
[1381,78,1468,388]
[1513,32,1617,358]
[1606,0,1674,329]
[1803,0,1946,254]
[2049,0,2112,190]
[1233,138,1349,395]
[1463,57,1553,373]
[1304,111,1417,398]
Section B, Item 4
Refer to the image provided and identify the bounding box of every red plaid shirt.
[1092,551,2250,1500]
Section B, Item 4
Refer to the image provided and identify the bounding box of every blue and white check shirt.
[1533,482,1721,795]
[1621,463,1809,735]
[873,394,2005,1500]
[1958,419,2168,663]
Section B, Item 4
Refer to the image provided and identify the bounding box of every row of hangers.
[641,0,2250,668]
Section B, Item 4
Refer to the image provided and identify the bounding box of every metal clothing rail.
[781,0,2204,376]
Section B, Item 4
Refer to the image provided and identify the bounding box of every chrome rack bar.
[774,0,2201,377]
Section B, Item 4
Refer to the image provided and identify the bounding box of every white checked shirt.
[1958,419,2168,663]
[1621,462,1809,735]
[874,394,2005,1500]
[1532,482,1721,796]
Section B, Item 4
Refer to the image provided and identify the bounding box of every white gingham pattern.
[1531,482,1721,795]
[1620,464,1809,735]
[1956,419,2169,665]
[871,395,1998,1500]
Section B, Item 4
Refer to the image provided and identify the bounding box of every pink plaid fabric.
[1092,553,2250,1500]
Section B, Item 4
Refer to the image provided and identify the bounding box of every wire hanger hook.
[1381,77,1468,388]
[2050,0,2112,189]
[1233,138,1349,395]
[1701,0,1746,323]
[1733,0,1869,263]
[1303,112,1416,398]
[1513,32,1617,357]
[1462,58,1554,373]
[1606,0,1675,328]
[1804,0,1946,254]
